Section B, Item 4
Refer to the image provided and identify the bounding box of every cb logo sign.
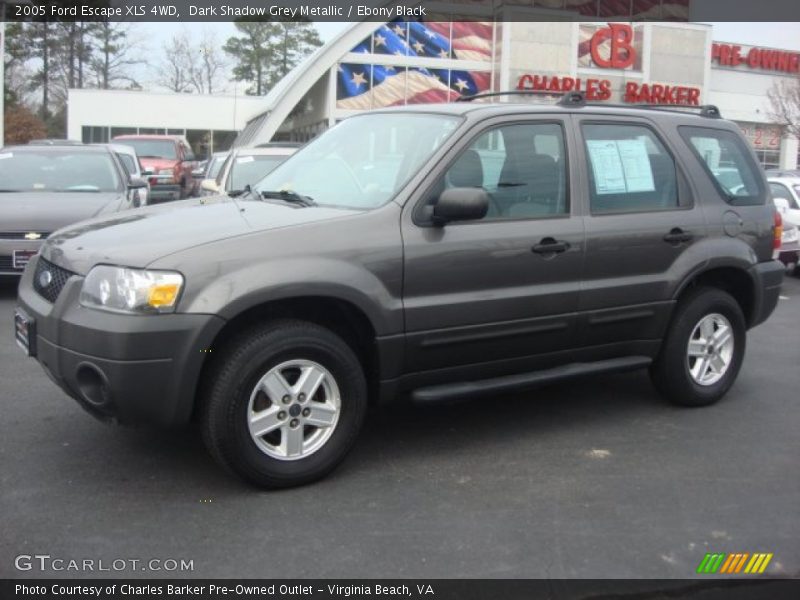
[590,23,637,69]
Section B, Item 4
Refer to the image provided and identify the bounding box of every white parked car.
[769,177,800,274]
[105,143,151,207]
[200,146,297,196]
[768,176,800,228]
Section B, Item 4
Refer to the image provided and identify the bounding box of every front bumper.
[16,256,225,426]
[1,239,44,275]
[748,260,785,328]
[147,182,182,203]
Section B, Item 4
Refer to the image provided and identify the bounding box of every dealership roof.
[235,21,378,147]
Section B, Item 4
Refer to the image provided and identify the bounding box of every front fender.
[178,256,403,336]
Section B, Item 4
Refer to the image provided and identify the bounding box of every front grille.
[0,231,50,240]
[33,257,76,303]
[0,255,13,271]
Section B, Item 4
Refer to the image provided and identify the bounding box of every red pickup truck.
[112,135,197,202]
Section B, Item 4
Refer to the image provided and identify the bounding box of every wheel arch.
[673,264,758,327]
[195,295,381,418]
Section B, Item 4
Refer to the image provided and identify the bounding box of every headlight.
[80,265,184,314]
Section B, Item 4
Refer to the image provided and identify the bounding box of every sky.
[136,21,800,93]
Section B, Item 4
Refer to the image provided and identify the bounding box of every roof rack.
[457,90,722,118]
[456,90,584,105]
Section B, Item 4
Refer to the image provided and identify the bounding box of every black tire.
[201,319,367,488]
[650,287,746,407]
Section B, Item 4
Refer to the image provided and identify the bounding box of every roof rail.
[456,90,583,104]
[457,89,722,118]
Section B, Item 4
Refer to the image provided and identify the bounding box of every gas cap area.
[722,211,744,237]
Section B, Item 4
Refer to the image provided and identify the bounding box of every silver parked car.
[105,143,151,207]
[0,143,147,276]
[200,146,297,196]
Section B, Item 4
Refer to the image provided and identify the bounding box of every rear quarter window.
[679,126,765,206]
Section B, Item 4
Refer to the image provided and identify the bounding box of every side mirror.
[432,187,489,225]
[201,179,220,194]
[127,177,148,208]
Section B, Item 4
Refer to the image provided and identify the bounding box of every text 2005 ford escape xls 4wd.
[15,92,784,488]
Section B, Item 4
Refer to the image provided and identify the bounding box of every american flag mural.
[337,20,493,110]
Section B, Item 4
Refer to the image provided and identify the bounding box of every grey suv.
[15,93,784,488]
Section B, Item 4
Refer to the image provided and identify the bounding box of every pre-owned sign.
[517,75,700,106]
[712,43,800,74]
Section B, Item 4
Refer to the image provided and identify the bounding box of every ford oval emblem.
[38,270,53,288]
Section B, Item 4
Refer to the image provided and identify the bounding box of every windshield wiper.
[258,189,316,207]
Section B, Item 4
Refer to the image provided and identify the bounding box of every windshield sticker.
[236,156,255,164]
[0,152,13,160]
[586,139,655,195]
[33,183,46,189]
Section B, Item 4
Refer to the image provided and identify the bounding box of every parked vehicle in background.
[773,213,800,273]
[767,176,800,227]
[15,94,784,488]
[193,151,229,196]
[200,146,297,196]
[0,144,146,275]
[111,135,196,202]
[28,139,84,146]
[769,178,800,274]
[106,143,150,207]
[765,169,800,178]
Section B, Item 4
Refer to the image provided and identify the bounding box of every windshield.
[254,113,461,209]
[228,155,288,191]
[118,139,177,160]
[0,150,121,192]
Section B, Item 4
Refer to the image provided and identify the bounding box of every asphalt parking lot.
[1,275,798,580]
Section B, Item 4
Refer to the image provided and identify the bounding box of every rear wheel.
[651,287,745,407]
[201,320,367,488]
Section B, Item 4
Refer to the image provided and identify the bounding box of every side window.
[116,153,136,177]
[216,155,232,187]
[436,123,568,221]
[679,126,764,206]
[582,123,678,214]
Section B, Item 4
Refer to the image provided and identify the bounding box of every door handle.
[663,228,693,244]
[532,238,570,254]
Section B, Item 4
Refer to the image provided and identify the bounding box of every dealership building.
[229,8,799,170]
[67,5,800,170]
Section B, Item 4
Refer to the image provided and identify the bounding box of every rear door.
[401,115,585,379]
[574,117,707,348]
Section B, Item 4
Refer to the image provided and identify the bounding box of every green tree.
[223,21,322,96]
[90,22,141,90]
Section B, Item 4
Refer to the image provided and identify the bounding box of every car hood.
[41,195,361,274]
[0,191,123,234]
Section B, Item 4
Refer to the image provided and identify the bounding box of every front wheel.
[651,287,746,407]
[201,320,367,488]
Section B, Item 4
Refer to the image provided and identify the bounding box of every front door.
[401,117,585,380]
